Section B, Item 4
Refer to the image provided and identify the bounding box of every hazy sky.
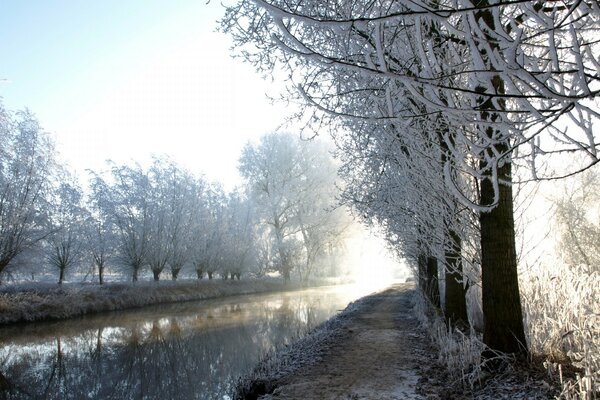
[0,1,289,188]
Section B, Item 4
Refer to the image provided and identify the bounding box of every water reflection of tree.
[0,290,347,399]
[0,368,30,399]
[42,337,68,398]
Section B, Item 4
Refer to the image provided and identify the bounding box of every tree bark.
[426,256,440,308]
[480,156,527,354]
[418,253,427,295]
[152,269,160,281]
[418,253,440,307]
[171,269,180,280]
[438,129,468,326]
[444,230,468,326]
[473,1,528,356]
[98,264,104,285]
[58,267,65,284]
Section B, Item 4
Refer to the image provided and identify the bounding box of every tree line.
[220,0,600,356]
[0,103,351,285]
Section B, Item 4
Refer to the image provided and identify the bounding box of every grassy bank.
[0,279,300,325]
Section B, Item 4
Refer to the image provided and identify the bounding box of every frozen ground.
[235,284,553,399]
[236,283,427,399]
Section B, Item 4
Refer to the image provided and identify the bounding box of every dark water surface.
[0,284,370,399]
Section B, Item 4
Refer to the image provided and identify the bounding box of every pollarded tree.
[0,103,57,282]
[188,179,212,280]
[90,163,151,282]
[222,0,600,354]
[222,191,259,280]
[190,183,229,280]
[165,168,199,281]
[45,174,88,284]
[145,157,196,281]
[83,204,116,285]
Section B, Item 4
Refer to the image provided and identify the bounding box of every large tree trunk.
[444,230,468,326]
[471,0,527,355]
[480,156,527,354]
[196,269,204,279]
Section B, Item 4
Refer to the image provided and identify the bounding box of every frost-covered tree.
[159,160,198,281]
[292,144,350,283]
[0,103,56,281]
[90,163,151,282]
[45,175,88,284]
[83,202,116,285]
[144,158,197,281]
[144,161,172,282]
[221,191,258,279]
[222,0,600,354]
[188,179,212,279]
[555,166,600,274]
[190,183,228,280]
[240,132,347,282]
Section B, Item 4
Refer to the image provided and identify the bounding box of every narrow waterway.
[0,284,376,399]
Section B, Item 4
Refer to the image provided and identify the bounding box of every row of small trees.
[0,102,350,284]
[221,0,600,356]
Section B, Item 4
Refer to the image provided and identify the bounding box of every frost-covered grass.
[414,293,552,399]
[415,262,599,399]
[0,279,296,325]
[414,292,490,389]
[521,263,599,399]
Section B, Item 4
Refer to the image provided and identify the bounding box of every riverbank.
[235,284,554,399]
[0,279,305,325]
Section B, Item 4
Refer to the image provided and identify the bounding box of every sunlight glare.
[344,227,408,298]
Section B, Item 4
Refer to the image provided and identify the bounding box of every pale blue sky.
[0,1,288,187]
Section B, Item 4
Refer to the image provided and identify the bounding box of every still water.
[0,284,371,399]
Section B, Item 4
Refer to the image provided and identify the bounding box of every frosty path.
[262,284,430,399]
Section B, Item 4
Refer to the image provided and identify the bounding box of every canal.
[0,284,376,399]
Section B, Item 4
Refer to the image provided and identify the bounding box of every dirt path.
[263,284,431,399]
